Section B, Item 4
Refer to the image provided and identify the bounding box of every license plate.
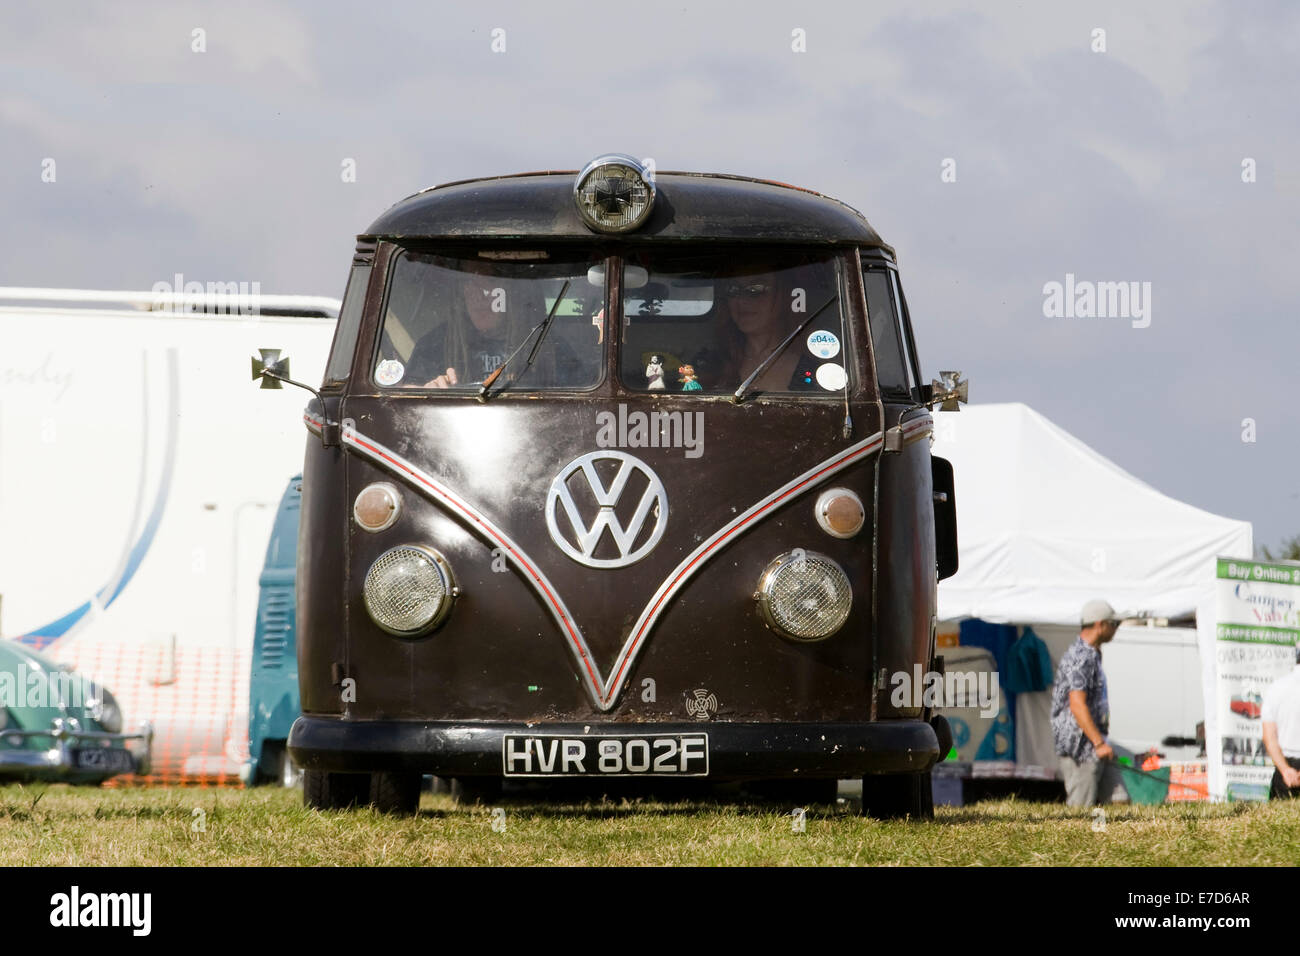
[73,748,135,773]
[502,733,709,777]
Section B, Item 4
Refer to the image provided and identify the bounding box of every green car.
[0,640,152,783]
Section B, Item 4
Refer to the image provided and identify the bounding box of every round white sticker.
[806,329,841,360]
[375,359,405,387]
[815,362,847,391]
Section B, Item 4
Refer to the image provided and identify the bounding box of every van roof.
[361,171,893,253]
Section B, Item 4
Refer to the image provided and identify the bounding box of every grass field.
[3,783,1299,866]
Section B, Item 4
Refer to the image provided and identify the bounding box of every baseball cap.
[1081,599,1119,626]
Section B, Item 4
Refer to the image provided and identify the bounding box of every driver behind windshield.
[398,260,593,390]
[407,272,512,388]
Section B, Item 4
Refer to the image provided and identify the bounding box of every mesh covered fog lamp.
[363,545,458,637]
[755,550,853,642]
[574,154,655,233]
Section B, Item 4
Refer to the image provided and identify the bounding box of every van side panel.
[874,410,937,718]
[297,427,348,716]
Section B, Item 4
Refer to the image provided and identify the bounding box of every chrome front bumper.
[0,721,154,778]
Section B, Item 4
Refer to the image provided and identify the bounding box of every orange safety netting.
[50,639,251,788]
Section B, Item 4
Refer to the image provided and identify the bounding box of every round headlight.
[814,488,865,539]
[363,546,456,637]
[354,482,402,532]
[756,550,853,642]
[573,154,656,233]
[88,685,123,734]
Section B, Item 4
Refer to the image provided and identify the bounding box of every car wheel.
[303,770,371,811]
[370,771,422,815]
[450,777,504,806]
[861,770,934,820]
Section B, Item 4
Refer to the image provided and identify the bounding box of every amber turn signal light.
[814,488,865,539]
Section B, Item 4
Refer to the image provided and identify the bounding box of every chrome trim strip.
[337,423,885,710]
[339,426,608,709]
[901,413,932,444]
[602,430,885,700]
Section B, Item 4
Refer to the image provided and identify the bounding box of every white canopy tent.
[932,403,1252,626]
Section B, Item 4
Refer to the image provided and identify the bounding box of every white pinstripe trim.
[900,413,932,444]
[310,410,892,710]
[340,425,607,708]
[601,430,886,699]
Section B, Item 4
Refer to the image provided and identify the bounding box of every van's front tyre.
[861,770,934,820]
[370,771,422,815]
[303,770,370,811]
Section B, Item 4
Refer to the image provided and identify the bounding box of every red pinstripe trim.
[331,422,889,710]
[901,414,932,441]
[344,431,603,696]
[605,433,884,694]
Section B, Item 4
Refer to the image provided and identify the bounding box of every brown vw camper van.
[258,154,963,818]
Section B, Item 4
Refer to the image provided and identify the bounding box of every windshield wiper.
[478,279,571,402]
[731,293,839,404]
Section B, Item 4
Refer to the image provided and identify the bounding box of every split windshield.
[375,250,604,390]
[620,248,845,394]
[373,247,847,395]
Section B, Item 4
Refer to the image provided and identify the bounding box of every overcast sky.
[2,1,1297,550]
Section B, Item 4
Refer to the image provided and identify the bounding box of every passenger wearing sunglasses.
[713,274,812,393]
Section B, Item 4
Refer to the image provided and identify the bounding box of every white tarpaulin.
[933,403,1252,626]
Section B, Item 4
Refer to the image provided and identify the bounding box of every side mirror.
[930,370,969,412]
[251,349,291,389]
[249,348,340,446]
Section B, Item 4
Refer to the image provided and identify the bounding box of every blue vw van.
[242,475,302,786]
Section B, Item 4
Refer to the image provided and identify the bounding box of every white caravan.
[0,288,338,779]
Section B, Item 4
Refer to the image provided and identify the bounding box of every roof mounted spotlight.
[573,154,656,233]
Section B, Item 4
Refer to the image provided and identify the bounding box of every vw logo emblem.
[545,451,668,569]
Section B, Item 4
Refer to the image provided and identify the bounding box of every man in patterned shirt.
[1051,599,1120,806]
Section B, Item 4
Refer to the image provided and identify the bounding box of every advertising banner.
[1204,558,1300,800]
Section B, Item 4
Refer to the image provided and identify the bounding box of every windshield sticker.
[375,359,405,387]
[806,330,841,360]
[815,362,847,391]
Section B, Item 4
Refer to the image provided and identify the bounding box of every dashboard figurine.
[645,354,666,390]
